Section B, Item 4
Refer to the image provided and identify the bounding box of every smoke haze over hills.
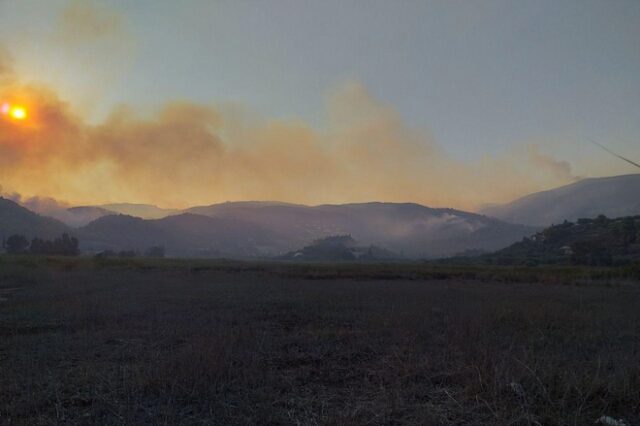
[0,196,534,259]
[0,57,582,211]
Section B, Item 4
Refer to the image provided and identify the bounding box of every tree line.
[95,246,165,259]
[2,233,79,256]
[1,234,168,258]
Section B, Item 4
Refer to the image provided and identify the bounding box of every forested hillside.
[488,215,640,266]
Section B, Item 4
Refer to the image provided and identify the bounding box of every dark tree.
[58,233,79,256]
[6,234,29,254]
[571,240,613,266]
[28,234,80,256]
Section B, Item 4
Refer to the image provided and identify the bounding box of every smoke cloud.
[4,193,70,217]
[0,46,578,211]
[55,0,125,44]
[527,145,581,182]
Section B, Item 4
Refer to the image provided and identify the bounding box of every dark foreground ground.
[0,257,639,425]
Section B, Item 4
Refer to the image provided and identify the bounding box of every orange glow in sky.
[1,102,28,121]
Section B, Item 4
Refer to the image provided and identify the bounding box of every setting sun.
[1,102,28,121]
[10,106,27,120]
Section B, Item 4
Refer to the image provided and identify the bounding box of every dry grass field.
[0,257,639,425]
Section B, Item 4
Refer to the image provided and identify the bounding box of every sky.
[0,0,638,210]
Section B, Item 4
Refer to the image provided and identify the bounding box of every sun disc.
[1,102,28,121]
[9,106,27,120]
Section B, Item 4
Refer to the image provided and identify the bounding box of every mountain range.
[480,174,640,227]
[2,174,638,259]
[0,198,534,258]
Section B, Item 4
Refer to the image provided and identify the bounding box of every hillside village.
[487,215,640,266]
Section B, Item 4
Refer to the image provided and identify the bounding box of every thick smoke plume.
[0,47,577,211]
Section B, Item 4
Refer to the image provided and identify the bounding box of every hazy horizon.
[1,0,639,210]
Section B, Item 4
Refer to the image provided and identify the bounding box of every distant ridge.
[59,204,180,228]
[96,203,180,219]
[63,206,116,227]
[185,201,535,258]
[480,174,640,227]
[0,197,71,240]
[2,197,534,258]
[76,212,285,257]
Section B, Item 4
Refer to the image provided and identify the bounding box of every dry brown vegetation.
[0,257,639,425]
